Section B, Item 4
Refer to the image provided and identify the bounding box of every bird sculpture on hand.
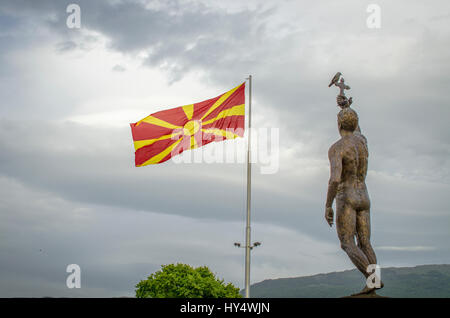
[329,72,353,108]
[328,72,342,87]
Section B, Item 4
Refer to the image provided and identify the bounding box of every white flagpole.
[244,75,252,298]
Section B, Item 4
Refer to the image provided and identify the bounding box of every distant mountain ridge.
[247,264,450,298]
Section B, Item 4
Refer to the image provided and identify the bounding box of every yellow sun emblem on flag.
[182,119,202,149]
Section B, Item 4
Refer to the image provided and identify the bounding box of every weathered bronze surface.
[326,73,383,296]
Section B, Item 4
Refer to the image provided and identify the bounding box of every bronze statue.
[325,73,383,296]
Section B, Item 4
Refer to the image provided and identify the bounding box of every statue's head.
[337,107,358,133]
[340,77,345,83]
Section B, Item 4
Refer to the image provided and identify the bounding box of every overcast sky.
[0,0,449,297]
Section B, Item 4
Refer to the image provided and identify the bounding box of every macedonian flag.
[130,82,245,166]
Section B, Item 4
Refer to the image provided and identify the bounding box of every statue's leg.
[336,201,371,278]
[356,210,377,265]
[356,210,383,291]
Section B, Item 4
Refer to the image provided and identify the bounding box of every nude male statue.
[325,100,383,295]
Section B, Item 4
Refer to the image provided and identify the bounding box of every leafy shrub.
[135,263,242,298]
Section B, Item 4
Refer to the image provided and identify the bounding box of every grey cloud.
[56,40,77,52]
[112,64,126,72]
[1,0,275,82]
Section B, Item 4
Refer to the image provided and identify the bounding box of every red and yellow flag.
[130,82,245,166]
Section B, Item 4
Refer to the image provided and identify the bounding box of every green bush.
[135,263,242,298]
